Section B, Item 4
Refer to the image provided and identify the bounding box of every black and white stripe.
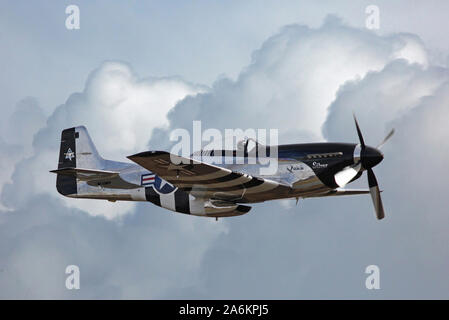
[145,186,190,214]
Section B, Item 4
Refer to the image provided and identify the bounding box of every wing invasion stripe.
[162,171,249,186]
[241,178,265,189]
[162,169,231,181]
[243,181,280,194]
[174,175,251,188]
[180,178,266,192]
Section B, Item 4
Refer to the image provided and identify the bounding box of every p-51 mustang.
[51,117,393,220]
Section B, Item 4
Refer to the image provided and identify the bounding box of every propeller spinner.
[334,115,394,220]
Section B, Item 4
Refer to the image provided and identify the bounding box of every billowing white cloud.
[38,61,206,159]
[323,60,449,144]
[2,61,205,218]
[152,16,430,149]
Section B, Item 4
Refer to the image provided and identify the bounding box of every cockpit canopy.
[236,137,265,154]
[192,137,269,157]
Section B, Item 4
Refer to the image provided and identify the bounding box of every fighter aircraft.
[51,117,393,220]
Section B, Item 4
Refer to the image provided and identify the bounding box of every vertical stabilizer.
[56,126,104,195]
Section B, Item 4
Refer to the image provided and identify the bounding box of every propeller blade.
[334,163,361,188]
[376,128,395,149]
[367,168,385,220]
[353,113,366,148]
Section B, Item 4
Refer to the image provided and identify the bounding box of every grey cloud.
[0,194,227,299]
[2,97,46,148]
[0,98,46,209]
[0,138,23,210]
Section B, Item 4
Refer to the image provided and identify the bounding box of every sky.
[1,1,449,299]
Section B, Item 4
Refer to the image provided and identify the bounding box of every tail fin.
[55,126,104,195]
[57,126,103,170]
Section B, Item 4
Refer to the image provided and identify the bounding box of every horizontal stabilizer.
[50,167,140,189]
[50,167,118,181]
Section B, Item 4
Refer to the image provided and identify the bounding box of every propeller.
[334,162,361,188]
[376,128,395,149]
[367,168,385,220]
[334,114,393,220]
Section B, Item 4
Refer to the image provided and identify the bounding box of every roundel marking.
[153,176,177,194]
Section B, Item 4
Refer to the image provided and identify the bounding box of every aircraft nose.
[362,146,383,169]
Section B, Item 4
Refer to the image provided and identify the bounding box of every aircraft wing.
[127,151,281,197]
[304,188,372,198]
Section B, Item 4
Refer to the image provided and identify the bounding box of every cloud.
[151,18,449,299]
[0,138,22,211]
[1,16,449,299]
[0,97,46,209]
[323,60,449,144]
[1,61,205,218]
[2,97,46,149]
[0,194,228,299]
[35,61,206,159]
[185,60,449,299]
[150,16,429,149]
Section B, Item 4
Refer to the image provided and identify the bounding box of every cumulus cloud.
[36,61,206,160]
[323,60,449,144]
[0,97,46,209]
[150,16,429,149]
[1,16,449,299]
[1,61,205,218]
[2,97,46,149]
